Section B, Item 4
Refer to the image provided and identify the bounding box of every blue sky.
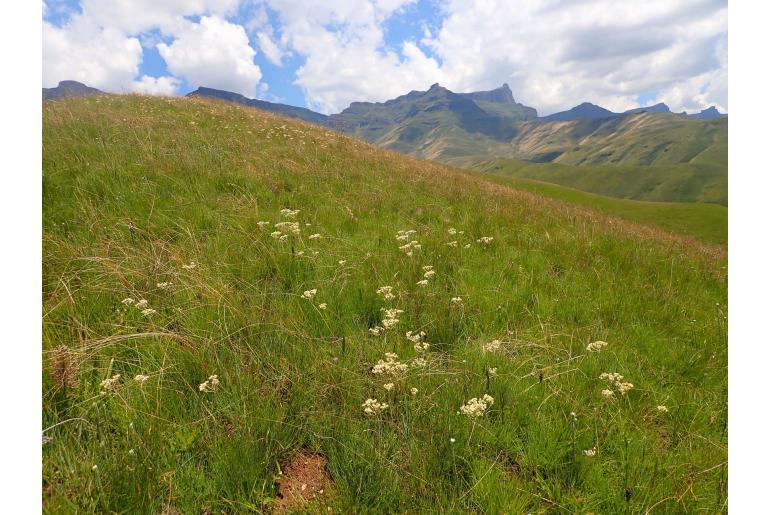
[43,0,727,115]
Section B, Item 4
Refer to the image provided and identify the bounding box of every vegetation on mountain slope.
[471,157,727,207]
[43,95,727,513]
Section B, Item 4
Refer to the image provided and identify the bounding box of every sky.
[42,0,727,116]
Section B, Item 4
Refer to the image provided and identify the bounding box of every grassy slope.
[468,157,728,206]
[461,162,728,244]
[43,95,727,513]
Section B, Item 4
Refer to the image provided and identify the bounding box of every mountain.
[456,83,538,120]
[624,102,671,115]
[42,80,101,101]
[543,102,618,121]
[187,87,329,125]
[43,93,726,512]
[327,83,522,159]
[689,106,726,119]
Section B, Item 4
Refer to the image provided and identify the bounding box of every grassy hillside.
[43,95,727,513]
[470,157,728,207]
[474,172,727,245]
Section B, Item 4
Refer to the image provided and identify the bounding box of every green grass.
[43,95,727,513]
[468,171,727,245]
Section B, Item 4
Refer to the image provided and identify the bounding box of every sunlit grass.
[43,95,727,513]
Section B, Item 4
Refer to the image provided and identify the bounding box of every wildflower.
[657,405,669,413]
[270,231,283,239]
[362,398,389,415]
[279,234,288,242]
[584,447,597,457]
[279,208,300,218]
[134,374,149,384]
[156,282,172,289]
[338,260,347,265]
[617,382,634,394]
[308,233,322,240]
[372,353,409,376]
[422,265,433,271]
[446,240,458,248]
[381,307,404,330]
[121,298,135,305]
[411,387,418,395]
[570,412,577,422]
[601,389,615,399]
[485,339,502,352]
[199,374,220,392]
[464,243,471,249]
[181,261,197,270]
[383,383,395,391]
[302,289,318,299]
[411,357,427,368]
[406,330,426,343]
[450,297,463,307]
[423,270,436,279]
[100,374,121,393]
[275,221,300,234]
[488,367,498,377]
[141,308,156,316]
[257,221,270,228]
[416,279,428,287]
[369,326,385,336]
[396,229,417,242]
[377,286,396,300]
[586,340,608,352]
[450,437,456,443]
[448,228,457,235]
[459,394,494,418]
[599,372,624,382]
[477,236,494,245]
[297,250,305,256]
[318,303,327,310]
[136,299,148,308]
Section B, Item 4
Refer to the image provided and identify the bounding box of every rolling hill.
[43,94,726,513]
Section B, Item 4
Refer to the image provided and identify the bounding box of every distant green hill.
[469,156,727,206]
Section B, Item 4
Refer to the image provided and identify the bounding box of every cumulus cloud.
[131,75,181,96]
[158,16,263,97]
[420,0,728,114]
[256,32,285,66]
[43,17,142,90]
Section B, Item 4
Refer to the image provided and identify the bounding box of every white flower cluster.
[446,241,458,248]
[657,405,669,413]
[100,374,121,393]
[134,374,149,384]
[485,339,502,352]
[396,229,417,242]
[181,261,197,270]
[122,298,156,316]
[308,233,322,240]
[383,383,394,391]
[362,398,389,415]
[372,352,409,376]
[459,394,494,418]
[407,330,430,353]
[381,308,404,329]
[156,282,172,290]
[600,372,634,395]
[476,236,494,245]
[280,208,300,218]
[257,221,270,228]
[377,286,396,301]
[450,297,464,307]
[369,326,385,336]
[302,289,318,300]
[586,340,609,352]
[275,221,301,235]
[398,240,421,256]
[199,374,220,392]
[584,447,597,457]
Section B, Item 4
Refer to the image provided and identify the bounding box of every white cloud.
[420,0,728,114]
[131,75,181,96]
[78,0,240,34]
[256,32,284,66]
[43,17,142,90]
[158,16,263,97]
